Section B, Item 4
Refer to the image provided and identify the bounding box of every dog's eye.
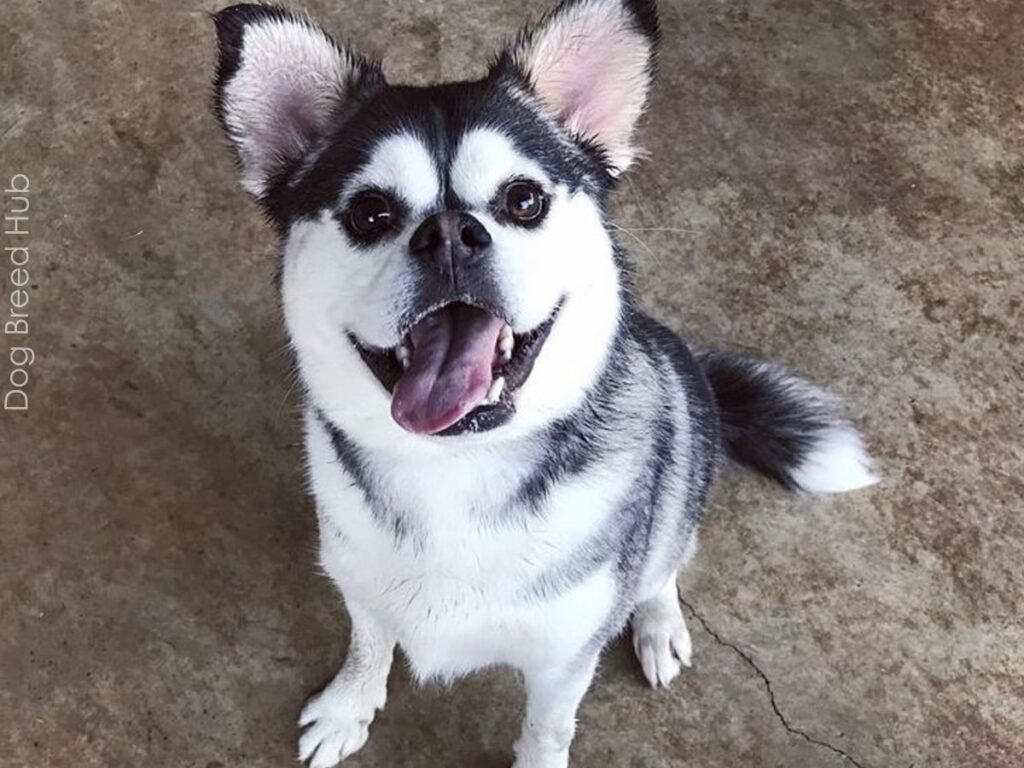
[347,192,394,238]
[502,181,546,225]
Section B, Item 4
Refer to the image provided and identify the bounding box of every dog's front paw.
[298,685,380,767]
[631,597,692,688]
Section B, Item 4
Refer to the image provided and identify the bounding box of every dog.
[210,2,878,766]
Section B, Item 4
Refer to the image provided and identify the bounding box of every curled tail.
[696,350,879,493]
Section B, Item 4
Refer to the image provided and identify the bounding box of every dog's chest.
[308,427,629,677]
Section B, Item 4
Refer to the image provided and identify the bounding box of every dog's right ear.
[212,4,382,198]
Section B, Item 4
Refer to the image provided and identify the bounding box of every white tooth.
[486,376,505,404]
[396,343,411,369]
[498,326,514,360]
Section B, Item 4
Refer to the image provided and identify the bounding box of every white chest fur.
[305,412,630,680]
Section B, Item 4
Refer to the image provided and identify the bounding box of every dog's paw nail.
[298,687,378,767]
[632,604,692,688]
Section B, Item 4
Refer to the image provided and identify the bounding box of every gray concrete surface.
[1,1,1022,766]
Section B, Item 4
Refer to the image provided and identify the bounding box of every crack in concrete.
[679,597,870,768]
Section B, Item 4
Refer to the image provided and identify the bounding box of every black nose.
[408,211,492,270]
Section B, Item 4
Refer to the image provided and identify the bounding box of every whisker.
[616,226,703,234]
[274,361,305,431]
[608,221,663,267]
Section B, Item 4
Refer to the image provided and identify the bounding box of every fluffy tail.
[696,350,879,493]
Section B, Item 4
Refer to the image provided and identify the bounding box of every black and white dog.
[211,2,877,766]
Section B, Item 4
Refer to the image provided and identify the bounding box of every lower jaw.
[434,400,515,436]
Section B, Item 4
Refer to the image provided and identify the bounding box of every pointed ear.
[495,0,659,174]
[212,4,382,197]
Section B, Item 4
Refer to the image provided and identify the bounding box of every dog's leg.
[513,652,600,768]
[298,603,394,768]
[631,573,692,688]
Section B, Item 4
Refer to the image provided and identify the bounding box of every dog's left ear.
[212,4,382,197]
[494,0,659,174]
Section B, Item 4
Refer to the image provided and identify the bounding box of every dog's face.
[213,1,658,446]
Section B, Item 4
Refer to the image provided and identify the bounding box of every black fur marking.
[621,0,661,47]
[265,80,608,233]
[696,350,837,490]
[315,411,411,543]
[630,310,720,515]
[510,326,630,515]
[587,313,717,641]
[638,314,720,540]
[520,325,676,607]
[526,356,677,617]
[511,418,599,516]
[402,256,508,339]
[524,531,617,604]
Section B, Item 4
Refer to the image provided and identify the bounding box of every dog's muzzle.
[403,211,507,326]
[346,210,564,437]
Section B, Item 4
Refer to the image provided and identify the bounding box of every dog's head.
[212,0,658,446]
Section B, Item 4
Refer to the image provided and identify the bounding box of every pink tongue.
[391,304,504,434]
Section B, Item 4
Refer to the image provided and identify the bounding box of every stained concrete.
[1,1,1022,766]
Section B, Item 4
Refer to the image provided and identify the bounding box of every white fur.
[220,15,357,196]
[343,133,440,210]
[298,603,392,767]
[511,0,654,171]
[303,405,631,767]
[306,409,633,678]
[631,575,691,688]
[792,427,880,493]
[514,652,600,768]
[449,128,551,207]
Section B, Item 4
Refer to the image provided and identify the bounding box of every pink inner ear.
[549,27,635,131]
[519,6,652,170]
[272,91,317,144]
[254,72,329,160]
[223,19,352,194]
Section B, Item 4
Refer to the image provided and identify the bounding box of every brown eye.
[503,181,546,224]
[347,192,393,238]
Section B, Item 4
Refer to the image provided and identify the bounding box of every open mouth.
[348,299,563,436]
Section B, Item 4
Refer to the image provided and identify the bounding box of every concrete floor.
[2,0,1022,766]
